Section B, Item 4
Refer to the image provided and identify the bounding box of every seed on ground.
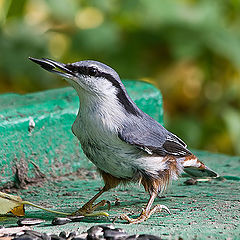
[51,218,72,226]
[17,218,45,226]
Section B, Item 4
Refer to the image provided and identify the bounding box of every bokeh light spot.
[75,7,104,29]
[204,81,222,101]
[183,76,202,99]
[48,33,70,59]
[24,0,49,26]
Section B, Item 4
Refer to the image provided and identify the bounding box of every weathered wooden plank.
[0,80,163,185]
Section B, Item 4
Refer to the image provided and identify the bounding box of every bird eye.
[88,67,99,77]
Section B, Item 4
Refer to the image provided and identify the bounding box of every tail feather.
[181,155,219,178]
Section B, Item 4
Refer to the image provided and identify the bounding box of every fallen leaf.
[0,191,68,216]
[10,205,25,216]
[0,192,25,216]
[0,191,109,218]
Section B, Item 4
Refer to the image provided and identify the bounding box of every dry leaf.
[0,191,68,217]
[0,191,109,218]
[0,192,25,216]
[10,205,25,216]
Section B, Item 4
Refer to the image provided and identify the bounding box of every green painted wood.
[0,80,239,238]
[0,151,239,239]
[0,80,163,186]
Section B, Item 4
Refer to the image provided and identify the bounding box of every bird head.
[29,57,140,116]
[29,57,123,97]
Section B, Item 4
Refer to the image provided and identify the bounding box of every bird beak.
[29,57,75,79]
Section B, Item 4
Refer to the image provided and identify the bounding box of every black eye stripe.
[66,65,99,77]
[65,64,140,116]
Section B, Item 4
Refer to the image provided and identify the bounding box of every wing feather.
[118,116,192,157]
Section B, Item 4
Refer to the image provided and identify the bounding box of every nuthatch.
[29,57,218,224]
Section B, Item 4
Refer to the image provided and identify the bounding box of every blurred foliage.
[0,0,240,155]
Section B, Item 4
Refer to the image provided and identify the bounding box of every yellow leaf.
[0,191,109,218]
[0,192,25,216]
[10,204,25,216]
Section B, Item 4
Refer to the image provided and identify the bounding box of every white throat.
[72,83,126,138]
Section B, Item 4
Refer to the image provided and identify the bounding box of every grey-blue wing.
[118,116,192,157]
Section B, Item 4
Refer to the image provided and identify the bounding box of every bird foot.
[71,200,111,216]
[121,204,171,224]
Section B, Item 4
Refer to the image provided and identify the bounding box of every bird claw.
[121,204,171,224]
[153,204,171,215]
[71,199,111,216]
[120,213,134,223]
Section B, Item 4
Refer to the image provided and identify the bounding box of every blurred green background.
[0,0,240,155]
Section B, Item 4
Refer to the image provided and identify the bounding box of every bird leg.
[121,192,171,224]
[71,186,111,216]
